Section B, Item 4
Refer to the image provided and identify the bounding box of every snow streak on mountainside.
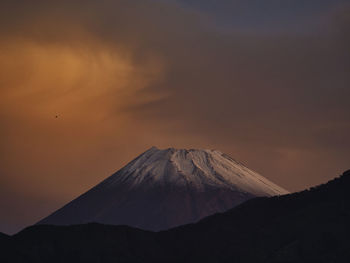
[38,147,288,231]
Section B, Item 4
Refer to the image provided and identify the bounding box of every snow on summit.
[104,146,287,196]
[38,147,288,231]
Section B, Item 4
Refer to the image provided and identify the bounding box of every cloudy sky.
[1,0,349,234]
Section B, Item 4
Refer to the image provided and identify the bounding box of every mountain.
[0,232,9,244]
[37,147,287,231]
[0,232,8,238]
[0,232,9,257]
[2,170,349,263]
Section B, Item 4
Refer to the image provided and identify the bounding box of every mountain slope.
[37,147,287,231]
[2,170,350,263]
[0,232,9,245]
[0,232,9,239]
[161,169,350,262]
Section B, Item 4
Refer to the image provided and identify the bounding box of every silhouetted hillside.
[1,170,350,263]
[0,232,9,244]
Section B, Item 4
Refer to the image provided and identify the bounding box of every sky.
[0,0,349,234]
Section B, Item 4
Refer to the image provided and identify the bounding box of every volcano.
[38,147,288,230]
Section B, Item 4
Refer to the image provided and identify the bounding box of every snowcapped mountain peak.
[102,147,288,196]
[38,146,288,231]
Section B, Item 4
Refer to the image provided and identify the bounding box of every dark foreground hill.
[0,232,9,245]
[1,170,350,263]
